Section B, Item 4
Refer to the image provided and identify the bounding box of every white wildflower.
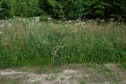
[74,23,79,26]
[82,22,86,25]
[33,17,40,22]
[89,20,93,22]
[86,74,89,78]
[0,24,4,28]
[93,21,97,24]
[7,23,12,28]
[63,18,65,20]
[22,18,26,22]
[75,23,80,26]
[101,19,105,22]
[8,19,12,22]
[110,18,114,21]
[65,24,68,27]
[76,19,80,22]
[48,17,52,20]
[75,22,84,26]
[58,21,61,23]
[0,32,2,34]
[72,20,75,22]
[68,20,72,23]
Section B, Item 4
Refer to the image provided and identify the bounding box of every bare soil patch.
[0,64,126,84]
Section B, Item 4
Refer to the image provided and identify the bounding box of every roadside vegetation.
[0,1,126,83]
[0,18,126,68]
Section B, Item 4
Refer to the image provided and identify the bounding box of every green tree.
[11,0,28,17]
[0,0,126,20]
[61,0,84,19]
[121,0,126,20]
[104,0,122,20]
[82,0,110,19]
[12,0,41,17]
[26,0,41,16]
[39,0,64,18]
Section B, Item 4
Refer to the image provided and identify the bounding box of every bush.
[0,0,12,19]
[39,0,64,19]
[61,0,84,19]
[121,0,126,20]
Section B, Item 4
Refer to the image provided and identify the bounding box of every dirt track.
[0,63,126,84]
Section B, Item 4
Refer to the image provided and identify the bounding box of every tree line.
[0,0,126,20]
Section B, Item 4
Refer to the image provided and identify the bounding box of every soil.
[0,63,126,84]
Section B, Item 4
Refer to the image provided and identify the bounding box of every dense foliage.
[0,0,126,20]
[0,0,11,19]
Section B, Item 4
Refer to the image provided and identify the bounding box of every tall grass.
[0,19,126,68]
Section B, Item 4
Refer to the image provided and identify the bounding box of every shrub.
[0,0,12,19]
[39,0,64,19]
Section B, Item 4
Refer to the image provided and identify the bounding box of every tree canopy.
[0,0,126,20]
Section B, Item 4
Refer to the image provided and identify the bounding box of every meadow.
[0,18,126,68]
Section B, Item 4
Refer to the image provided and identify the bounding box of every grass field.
[0,18,126,68]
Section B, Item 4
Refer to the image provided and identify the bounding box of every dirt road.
[0,63,126,84]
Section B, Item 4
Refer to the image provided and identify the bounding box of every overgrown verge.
[0,19,126,68]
